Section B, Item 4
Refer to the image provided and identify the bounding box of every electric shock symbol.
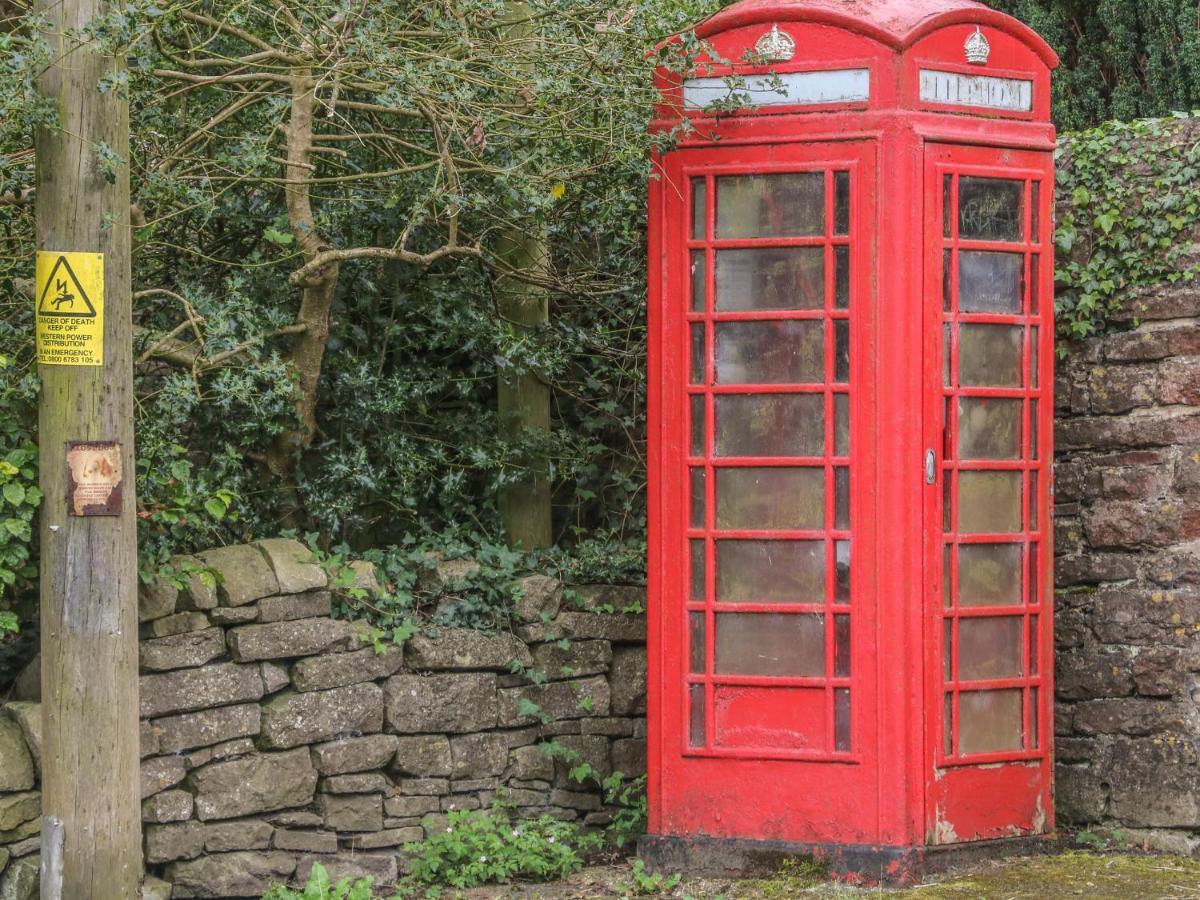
[37,256,97,318]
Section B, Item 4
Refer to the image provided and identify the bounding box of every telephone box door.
[655,140,881,843]
[923,142,1055,842]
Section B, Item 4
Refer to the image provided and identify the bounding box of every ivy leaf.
[203,497,227,520]
[2,484,25,507]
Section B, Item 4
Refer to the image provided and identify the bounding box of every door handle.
[925,449,937,485]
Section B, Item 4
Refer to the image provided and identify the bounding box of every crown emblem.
[755,24,796,63]
[964,27,991,65]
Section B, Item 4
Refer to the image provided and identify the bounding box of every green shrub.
[404,808,601,890]
[262,862,394,900]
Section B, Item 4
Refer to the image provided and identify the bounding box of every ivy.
[1054,115,1200,343]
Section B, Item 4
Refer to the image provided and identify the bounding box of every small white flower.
[448,804,456,810]
[446,827,453,833]
[547,836,555,844]
[480,856,487,863]
[512,830,520,838]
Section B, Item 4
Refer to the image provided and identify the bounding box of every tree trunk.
[497,2,553,550]
[34,0,141,894]
[265,71,339,521]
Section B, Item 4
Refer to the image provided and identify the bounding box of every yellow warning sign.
[35,251,104,366]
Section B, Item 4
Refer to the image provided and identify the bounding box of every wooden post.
[497,1,553,550]
[34,0,141,894]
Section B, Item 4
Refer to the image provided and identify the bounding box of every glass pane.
[959,544,1022,607]
[690,323,705,385]
[716,467,823,531]
[716,248,824,311]
[834,615,850,677]
[692,179,707,240]
[690,250,706,312]
[689,612,706,674]
[958,398,1022,460]
[1030,470,1039,530]
[958,689,1022,755]
[834,246,850,309]
[714,612,825,676]
[943,175,953,239]
[943,546,953,608]
[690,540,705,602]
[715,540,825,604]
[834,689,851,752]
[1030,254,1041,315]
[715,394,825,458]
[1029,615,1039,675]
[1030,400,1040,460]
[943,324,952,387]
[715,321,823,384]
[944,693,954,756]
[958,177,1023,242]
[834,321,850,383]
[834,467,850,530]
[835,541,850,604]
[958,472,1022,533]
[1029,543,1040,607]
[689,684,706,747]
[958,616,1023,680]
[690,395,705,457]
[942,618,953,679]
[959,251,1023,314]
[690,468,705,529]
[943,476,953,532]
[959,324,1022,387]
[834,394,850,457]
[835,171,850,235]
[942,249,953,313]
[1030,686,1039,749]
[716,173,825,238]
[1030,328,1039,388]
[1031,182,1040,241]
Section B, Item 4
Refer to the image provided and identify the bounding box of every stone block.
[142,755,188,799]
[143,789,193,824]
[384,795,441,819]
[0,818,38,844]
[228,618,355,662]
[0,854,37,900]
[321,773,392,794]
[166,851,297,899]
[581,717,637,737]
[261,661,290,694]
[531,640,612,680]
[190,749,317,821]
[1073,698,1182,736]
[519,611,645,644]
[1055,648,1135,702]
[385,674,498,733]
[498,676,610,726]
[291,646,403,692]
[405,628,532,671]
[141,662,264,718]
[273,829,338,853]
[255,538,328,594]
[139,577,178,623]
[550,735,610,784]
[567,587,646,617]
[141,876,174,900]
[449,732,509,780]
[184,738,256,770]
[0,793,38,833]
[611,738,647,776]
[514,575,563,624]
[290,854,397,891]
[3,706,40,777]
[210,607,259,625]
[203,818,274,852]
[348,560,382,596]
[317,793,382,832]
[146,821,206,863]
[173,554,220,611]
[550,789,600,811]
[140,627,226,672]
[260,683,383,750]
[266,811,323,828]
[1132,647,1190,696]
[312,734,400,776]
[257,591,333,624]
[141,612,212,640]
[609,646,647,715]
[345,827,423,849]
[198,544,281,608]
[396,778,449,796]
[1106,738,1200,827]
[153,704,261,755]
[509,745,555,782]
[390,735,452,778]
[141,720,160,758]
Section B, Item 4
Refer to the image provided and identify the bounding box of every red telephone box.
[644,0,1058,882]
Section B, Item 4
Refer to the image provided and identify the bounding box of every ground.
[453,851,1200,899]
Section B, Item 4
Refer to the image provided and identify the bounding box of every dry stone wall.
[1054,282,1200,854]
[0,539,647,898]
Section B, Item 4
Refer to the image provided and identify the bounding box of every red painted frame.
[647,0,1058,855]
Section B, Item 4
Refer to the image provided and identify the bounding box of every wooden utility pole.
[34,0,141,894]
[497,1,553,550]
